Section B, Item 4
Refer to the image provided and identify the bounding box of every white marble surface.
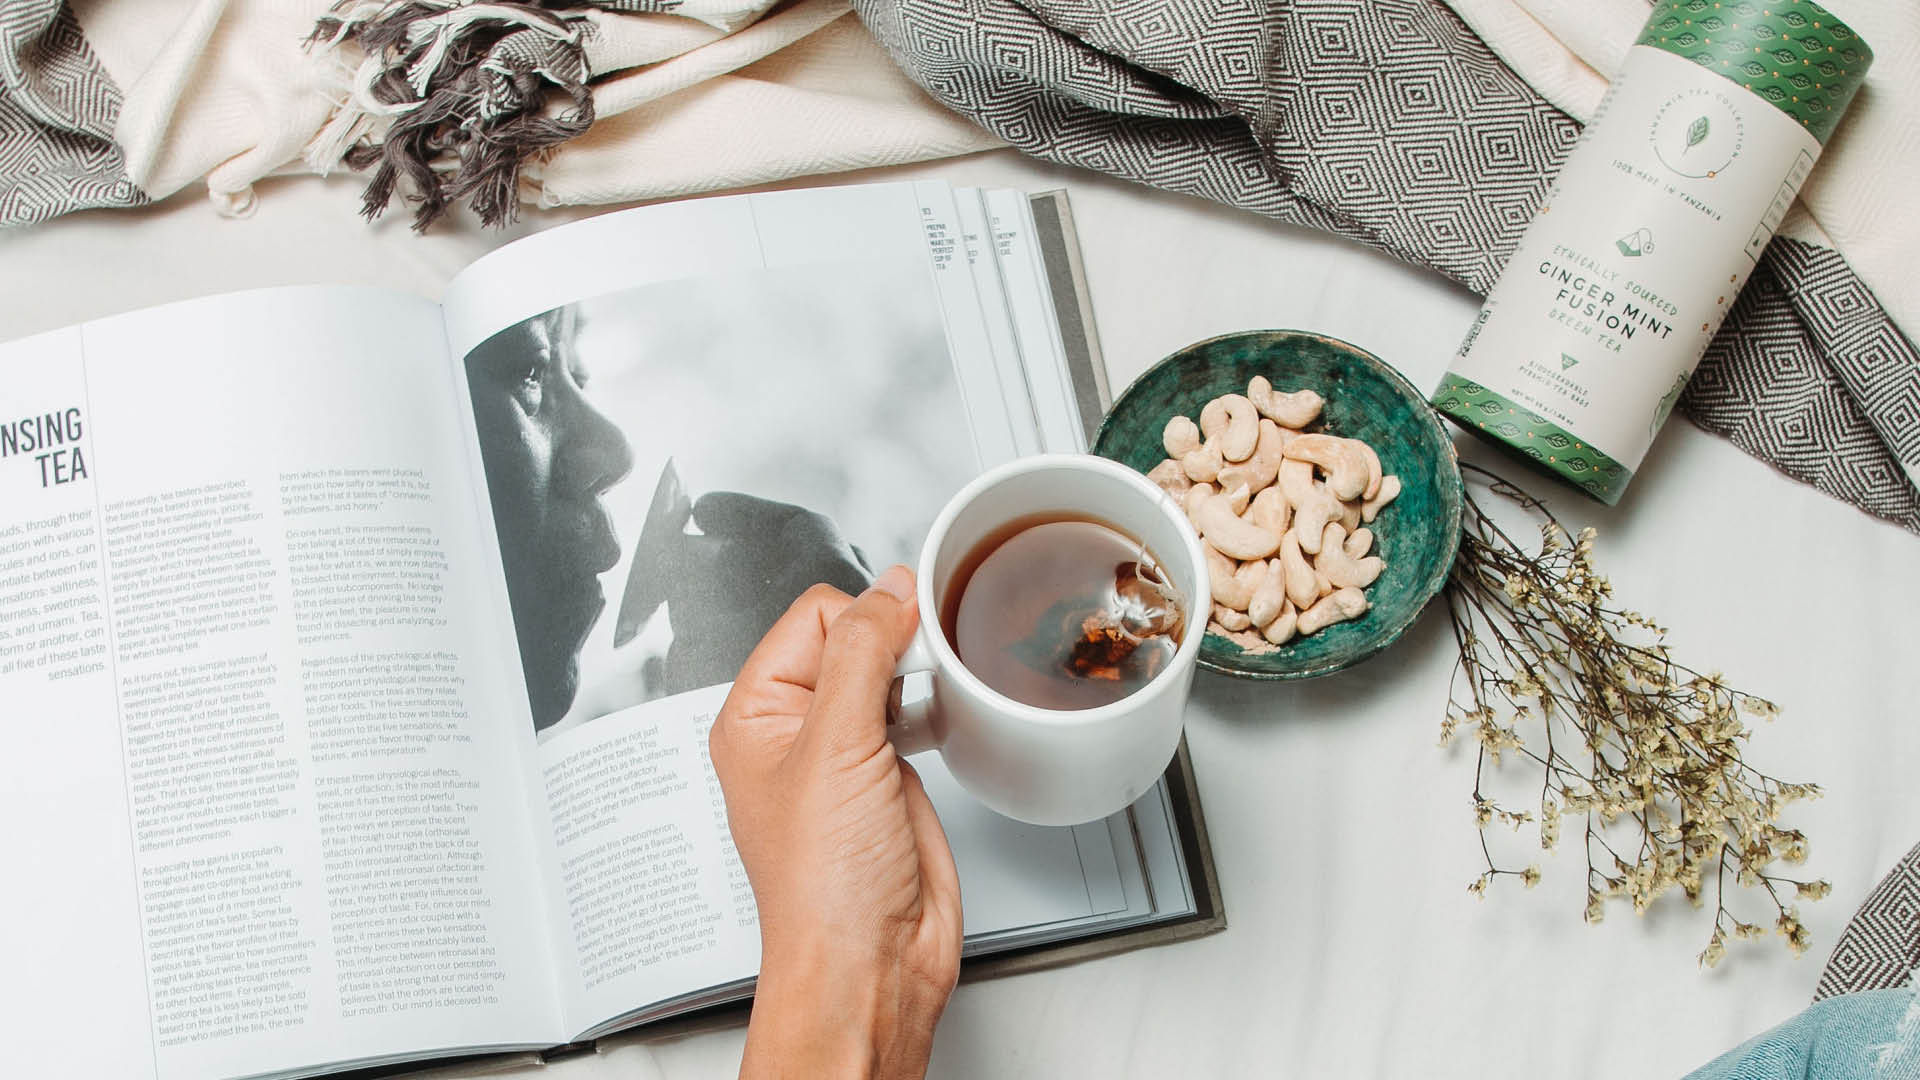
[4,150,1917,1080]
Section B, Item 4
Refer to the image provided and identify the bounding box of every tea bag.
[1063,557,1186,683]
[1111,559,1186,639]
[958,519,1188,710]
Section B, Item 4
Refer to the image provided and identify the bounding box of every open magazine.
[0,183,1219,1080]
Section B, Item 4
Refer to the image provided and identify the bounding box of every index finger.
[729,582,857,697]
[794,567,920,762]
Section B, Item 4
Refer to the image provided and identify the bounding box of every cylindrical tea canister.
[1431,0,1872,503]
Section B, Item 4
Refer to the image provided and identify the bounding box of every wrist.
[744,938,945,1080]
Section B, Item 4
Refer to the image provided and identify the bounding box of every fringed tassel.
[307,0,603,230]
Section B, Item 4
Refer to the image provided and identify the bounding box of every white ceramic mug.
[886,454,1210,826]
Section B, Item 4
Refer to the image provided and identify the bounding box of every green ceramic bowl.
[1093,330,1464,680]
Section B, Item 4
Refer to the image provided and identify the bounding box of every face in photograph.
[465,307,634,731]
[467,261,981,734]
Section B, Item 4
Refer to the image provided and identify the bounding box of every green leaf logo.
[1684,115,1710,153]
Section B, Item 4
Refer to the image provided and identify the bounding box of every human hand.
[660,492,872,697]
[709,568,961,1080]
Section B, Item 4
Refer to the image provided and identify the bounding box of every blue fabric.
[1683,989,1920,1080]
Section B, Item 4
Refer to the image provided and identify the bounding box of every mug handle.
[886,629,942,756]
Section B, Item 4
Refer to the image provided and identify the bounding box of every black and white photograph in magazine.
[462,260,978,738]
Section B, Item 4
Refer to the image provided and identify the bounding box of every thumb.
[793,565,921,762]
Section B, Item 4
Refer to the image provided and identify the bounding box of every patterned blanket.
[0,0,142,224]
[851,0,1920,536]
[1,0,1917,533]
[3,0,998,226]
[1821,843,1920,1001]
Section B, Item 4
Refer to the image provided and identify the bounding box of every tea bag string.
[1109,491,1186,641]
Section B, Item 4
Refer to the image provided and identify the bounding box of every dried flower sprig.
[1441,463,1826,967]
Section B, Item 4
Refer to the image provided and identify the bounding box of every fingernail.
[872,564,914,603]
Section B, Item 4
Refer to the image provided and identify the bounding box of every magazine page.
[0,289,565,1080]
[983,188,1085,454]
[954,188,1043,458]
[439,183,1132,1036]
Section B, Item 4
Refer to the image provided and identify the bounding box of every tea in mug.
[941,515,1186,711]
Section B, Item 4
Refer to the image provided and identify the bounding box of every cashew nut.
[1157,381,1396,651]
[1211,604,1251,632]
[1294,500,1337,554]
[1220,479,1252,516]
[1195,492,1282,560]
[1200,394,1260,463]
[1286,434,1370,501]
[1277,457,1312,502]
[1261,599,1297,645]
[1183,482,1214,530]
[1247,485,1289,536]
[1247,376,1323,428]
[1279,459,1338,555]
[1255,417,1290,469]
[1146,458,1192,497]
[1234,557,1270,597]
[1181,439,1224,483]
[1361,474,1401,523]
[1298,587,1369,635]
[1215,461,1255,496]
[1247,558,1289,629]
[1337,498,1362,534]
[1278,529,1318,611]
[1350,438,1383,501]
[1218,419,1287,493]
[1163,415,1201,458]
[1203,543,1251,610]
[1217,625,1271,653]
[1316,523,1383,589]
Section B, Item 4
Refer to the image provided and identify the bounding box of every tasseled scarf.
[308,0,681,229]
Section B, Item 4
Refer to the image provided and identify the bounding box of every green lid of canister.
[1636,0,1873,145]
